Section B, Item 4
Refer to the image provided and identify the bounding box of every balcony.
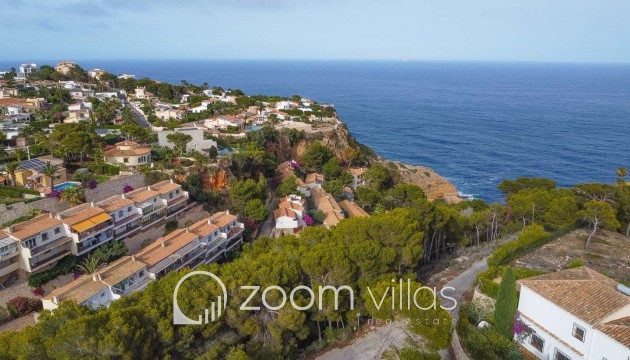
[76,221,114,240]
[31,250,71,271]
[30,236,72,256]
[77,233,114,254]
[113,213,141,229]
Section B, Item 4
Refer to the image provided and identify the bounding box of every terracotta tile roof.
[151,180,181,194]
[306,173,324,184]
[339,200,370,217]
[126,188,160,203]
[274,207,298,220]
[43,274,109,305]
[519,268,630,325]
[595,317,630,348]
[104,147,151,157]
[98,256,146,286]
[7,214,63,240]
[96,195,135,213]
[57,205,108,226]
[188,218,220,238]
[310,188,345,227]
[0,98,28,107]
[208,211,237,228]
[279,199,304,212]
[114,140,138,146]
[349,168,366,176]
[134,229,198,268]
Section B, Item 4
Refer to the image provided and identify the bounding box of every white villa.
[274,195,307,230]
[517,267,630,359]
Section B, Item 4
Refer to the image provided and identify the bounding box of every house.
[10,157,68,189]
[274,195,307,230]
[104,141,151,166]
[185,211,245,264]
[203,115,244,130]
[64,109,92,123]
[117,74,136,80]
[157,128,217,154]
[349,168,366,189]
[155,108,185,120]
[134,228,205,279]
[310,188,345,228]
[88,69,107,80]
[16,64,37,81]
[305,173,325,189]
[124,179,190,227]
[68,102,86,111]
[517,267,630,359]
[338,200,369,218]
[42,255,149,311]
[135,87,146,99]
[96,195,142,239]
[54,62,76,75]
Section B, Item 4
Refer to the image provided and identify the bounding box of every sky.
[1,0,629,62]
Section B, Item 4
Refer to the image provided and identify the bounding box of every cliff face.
[265,122,463,204]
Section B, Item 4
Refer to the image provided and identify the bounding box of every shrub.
[123,184,134,193]
[488,225,549,266]
[87,179,98,189]
[164,221,178,236]
[0,307,11,324]
[27,255,79,288]
[31,287,45,297]
[494,268,517,339]
[5,297,42,318]
[91,240,128,264]
[458,305,523,360]
[566,259,584,269]
[478,266,546,299]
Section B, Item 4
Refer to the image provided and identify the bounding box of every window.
[41,233,48,241]
[530,333,544,352]
[123,157,129,163]
[168,193,173,199]
[54,227,61,234]
[138,270,144,277]
[128,206,132,212]
[554,348,571,360]
[572,323,585,342]
[23,238,36,249]
[176,189,180,195]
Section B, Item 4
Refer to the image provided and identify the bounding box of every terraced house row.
[41,211,245,310]
[0,180,191,282]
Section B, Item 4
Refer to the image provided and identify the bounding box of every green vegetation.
[493,268,517,339]
[27,255,79,288]
[477,266,546,299]
[0,210,451,359]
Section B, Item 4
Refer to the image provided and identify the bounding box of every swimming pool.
[247,125,263,131]
[54,182,81,191]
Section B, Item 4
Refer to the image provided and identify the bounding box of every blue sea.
[4,60,630,201]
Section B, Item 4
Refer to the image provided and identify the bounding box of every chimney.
[90,201,95,207]
[185,228,190,233]
[121,193,126,199]
[53,296,59,304]
[131,255,136,261]
[226,210,230,215]
[92,274,98,281]
[147,186,152,191]
[170,179,174,184]
[161,241,166,248]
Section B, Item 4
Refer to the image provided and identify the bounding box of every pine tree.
[494,267,518,339]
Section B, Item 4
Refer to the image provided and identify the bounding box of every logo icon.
[173,271,228,325]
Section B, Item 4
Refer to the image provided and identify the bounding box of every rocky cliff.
[265,122,463,204]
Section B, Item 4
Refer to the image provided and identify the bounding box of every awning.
[71,213,112,233]
[27,174,42,180]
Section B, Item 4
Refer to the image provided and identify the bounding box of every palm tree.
[60,186,84,206]
[13,148,27,162]
[42,161,58,190]
[52,146,69,166]
[5,161,19,186]
[78,254,101,274]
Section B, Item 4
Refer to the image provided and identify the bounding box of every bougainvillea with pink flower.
[303,214,314,226]
[87,179,98,189]
[514,311,532,342]
[123,184,134,193]
[47,189,61,199]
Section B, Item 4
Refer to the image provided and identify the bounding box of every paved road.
[316,257,489,360]
[127,101,151,128]
[439,257,489,325]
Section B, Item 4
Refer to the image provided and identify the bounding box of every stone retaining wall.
[0,198,69,226]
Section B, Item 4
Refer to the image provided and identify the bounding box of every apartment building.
[0,180,191,282]
[41,211,244,311]
[42,255,148,311]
